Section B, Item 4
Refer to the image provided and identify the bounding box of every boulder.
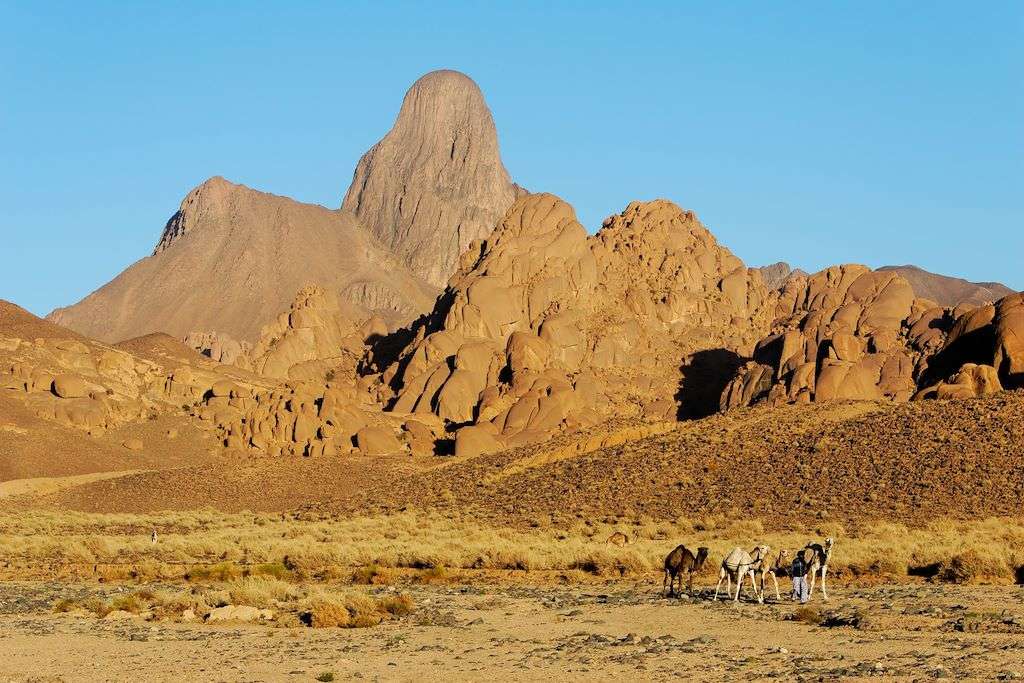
[355,426,403,455]
[454,425,503,458]
[51,374,89,399]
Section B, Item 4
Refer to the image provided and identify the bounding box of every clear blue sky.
[2,1,1021,317]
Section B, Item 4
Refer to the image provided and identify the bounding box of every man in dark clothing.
[791,552,809,604]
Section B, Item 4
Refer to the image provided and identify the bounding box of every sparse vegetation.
[792,605,823,625]
[51,579,414,629]
[4,509,1022,586]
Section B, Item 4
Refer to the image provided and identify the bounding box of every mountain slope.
[48,177,438,342]
[878,264,1015,307]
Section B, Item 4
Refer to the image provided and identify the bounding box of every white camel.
[714,545,769,603]
[762,548,790,601]
[803,537,834,601]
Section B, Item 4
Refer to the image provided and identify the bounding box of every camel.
[606,532,630,547]
[803,537,834,600]
[762,548,790,601]
[714,544,770,603]
[662,545,709,597]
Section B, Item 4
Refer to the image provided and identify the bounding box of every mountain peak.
[342,70,522,287]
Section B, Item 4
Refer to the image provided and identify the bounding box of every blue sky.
[2,1,1021,317]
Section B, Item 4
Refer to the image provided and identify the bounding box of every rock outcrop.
[49,177,438,343]
[917,292,1024,393]
[720,265,940,408]
[342,70,524,288]
[720,267,1023,409]
[0,300,252,435]
[379,193,777,454]
[241,285,370,381]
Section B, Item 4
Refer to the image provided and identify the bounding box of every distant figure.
[606,532,630,547]
[151,529,158,544]
[791,551,809,604]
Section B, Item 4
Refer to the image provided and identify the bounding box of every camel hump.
[723,547,749,567]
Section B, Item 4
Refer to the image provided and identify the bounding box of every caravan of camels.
[610,535,836,604]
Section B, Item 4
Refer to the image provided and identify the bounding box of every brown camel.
[606,532,630,547]
[663,545,709,596]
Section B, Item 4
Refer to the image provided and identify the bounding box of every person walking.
[791,551,809,604]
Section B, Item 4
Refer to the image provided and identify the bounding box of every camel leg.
[820,567,829,601]
[714,570,725,601]
[686,571,694,596]
[808,569,817,599]
[750,571,763,604]
[733,571,742,602]
[772,573,781,601]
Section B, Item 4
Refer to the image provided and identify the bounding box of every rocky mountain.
[756,262,808,290]
[48,177,438,343]
[877,264,1015,307]
[342,70,524,287]
[377,193,777,455]
[720,264,1024,410]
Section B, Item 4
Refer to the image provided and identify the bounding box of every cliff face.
[342,70,523,288]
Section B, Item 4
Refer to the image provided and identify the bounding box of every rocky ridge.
[49,178,438,343]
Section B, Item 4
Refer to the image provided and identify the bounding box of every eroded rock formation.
[342,70,524,287]
[720,266,1023,409]
[378,193,777,454]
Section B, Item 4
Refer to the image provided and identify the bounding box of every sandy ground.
[0,581,1023,682]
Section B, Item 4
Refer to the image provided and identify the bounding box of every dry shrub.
[302,592,411,629]
[79,597,113,618]
[252,561,292,580]
[110,594,145,614]
[186,561,241,582]
[792,605,822,625]
[305,599,353,628]
[414,565,450,584]
[352,564,392,585]
[226,577,299,608]
[53,598,78,613]
[936,551,1012,584]
[572,548,650,576]
[379,593,414,617]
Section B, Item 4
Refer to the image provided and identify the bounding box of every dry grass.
[3,509,1022,585]
[53,578,414,629]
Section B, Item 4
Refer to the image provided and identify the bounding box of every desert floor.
[1,580,1023,682]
